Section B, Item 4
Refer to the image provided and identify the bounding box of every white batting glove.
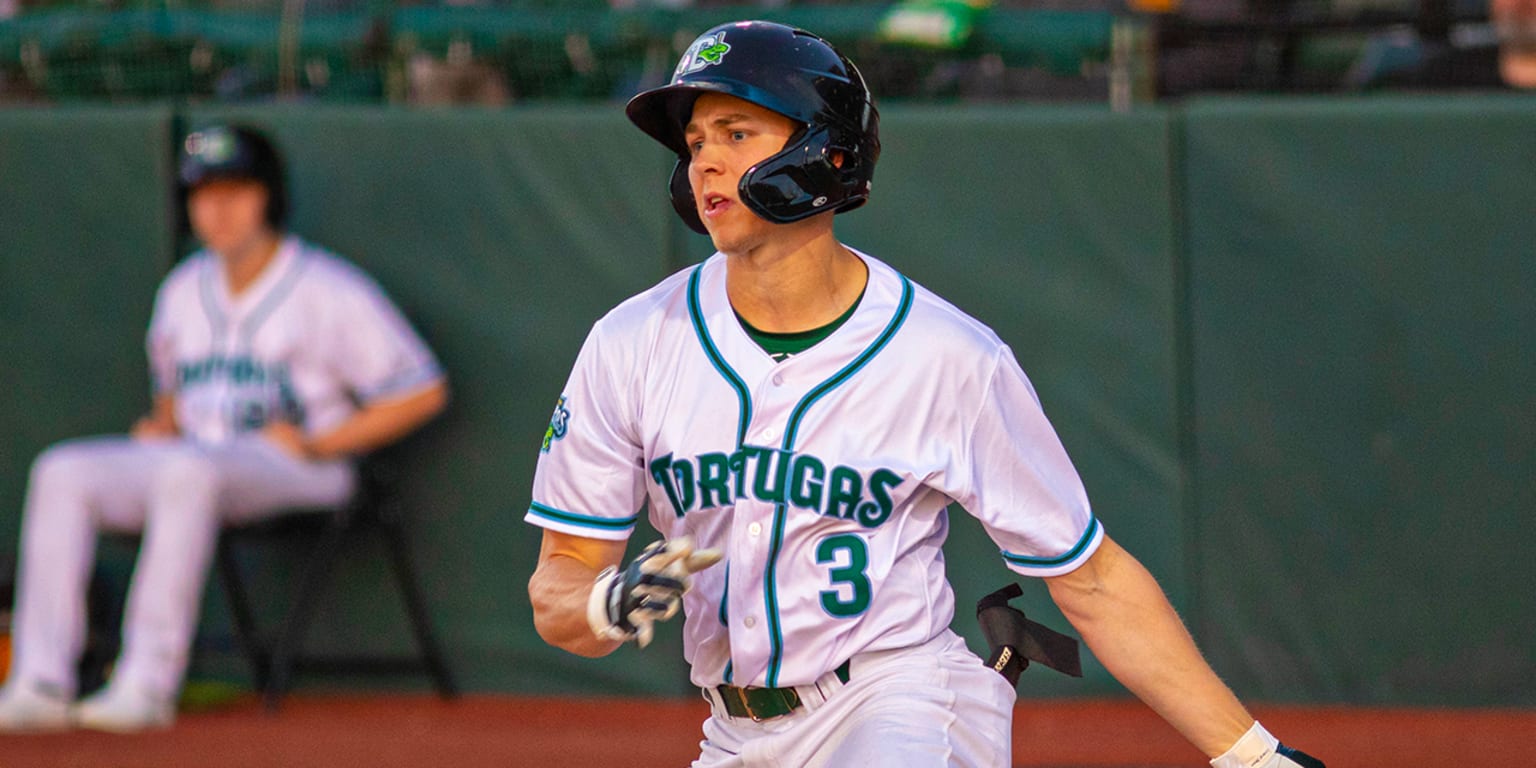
[1211,722,1326,768]
[586,537,723,648]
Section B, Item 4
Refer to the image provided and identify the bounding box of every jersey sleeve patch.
[1000,515,1104,577]
[540,395,571,453]
[525,501,638,541]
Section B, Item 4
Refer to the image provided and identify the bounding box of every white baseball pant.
[7,435,354,700]
[694,630,1016,768]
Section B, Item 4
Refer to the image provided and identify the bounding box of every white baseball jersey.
[147,236,443,443]
[527,250,1102,690]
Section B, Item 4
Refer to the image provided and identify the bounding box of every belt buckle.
[719,684,799,722]
[730,686,764,722]
[712,685,756,721]
[776,687,802,718]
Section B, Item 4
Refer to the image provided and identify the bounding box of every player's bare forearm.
[1045,536,1254,758]
[306,379,449,460]
[528,530,627,657]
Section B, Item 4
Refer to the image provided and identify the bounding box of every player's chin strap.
[976,583,1083,686]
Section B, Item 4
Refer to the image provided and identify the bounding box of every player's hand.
[586,537,722,648]
[1276,745,1325,768]
[261,421,314,461]
[130,415,178,441]
[1211,723,1324,768]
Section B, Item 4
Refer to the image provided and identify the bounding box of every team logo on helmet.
[675,32,731,78]
[184,128,237,164]
[541,395,570,453]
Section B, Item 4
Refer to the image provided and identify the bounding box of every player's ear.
[830,150,846,169]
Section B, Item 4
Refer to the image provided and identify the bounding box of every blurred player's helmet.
[177,124,288,229]
[626,20,880,234]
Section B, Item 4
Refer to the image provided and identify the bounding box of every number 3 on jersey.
[816,534,871,617]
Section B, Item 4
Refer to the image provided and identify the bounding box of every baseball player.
[527,21,1326,768]
[0,125,447,733]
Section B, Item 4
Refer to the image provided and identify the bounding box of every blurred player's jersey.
[527,250,1102,689]
[148,236,441,444]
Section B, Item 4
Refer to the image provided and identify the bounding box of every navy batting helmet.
[626,20,880,234]
[178,125,288,229]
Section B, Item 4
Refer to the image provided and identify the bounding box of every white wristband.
[1210,721,1280,768]
[586,566,631,642]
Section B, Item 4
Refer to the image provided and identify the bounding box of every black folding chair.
[214,454,459,710]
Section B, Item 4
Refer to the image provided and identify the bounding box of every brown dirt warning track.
[0,694,1529,767]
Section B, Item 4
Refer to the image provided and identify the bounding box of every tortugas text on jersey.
[649,447,903,527]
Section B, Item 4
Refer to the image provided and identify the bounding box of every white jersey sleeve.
[951,346,1103,577]
[145,277,180,396]
[525,318,647,541]
[316,267,443,403]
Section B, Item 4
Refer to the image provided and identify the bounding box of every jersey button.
[771,374,785,386]
[744,616,757,628]
[758,428,778,442]
[748,521,762,536]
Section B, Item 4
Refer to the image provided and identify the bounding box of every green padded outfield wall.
[1181,95,1536,706]
[0,108,176,558]
[1,100,1532,705]
[0,104,1181,698]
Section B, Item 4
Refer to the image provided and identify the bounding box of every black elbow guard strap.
[977,583,1084,688]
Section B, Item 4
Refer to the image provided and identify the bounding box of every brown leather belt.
[710,660,851,721]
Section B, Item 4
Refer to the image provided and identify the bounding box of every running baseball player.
[0,125,447,733]
[526,21,1324,768]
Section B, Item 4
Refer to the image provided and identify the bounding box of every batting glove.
[586,537,722,648]
[1211,721,1325,768]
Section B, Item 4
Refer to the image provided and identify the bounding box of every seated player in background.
[527,21,1325,768]
[0,124,448,733]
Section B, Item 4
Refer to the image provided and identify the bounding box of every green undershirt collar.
[736,289,865,362]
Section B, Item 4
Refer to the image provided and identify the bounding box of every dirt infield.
[0,694,1528,767]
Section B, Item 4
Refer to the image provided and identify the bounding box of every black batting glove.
[1277,744,1325,768]
[586,537,722,648]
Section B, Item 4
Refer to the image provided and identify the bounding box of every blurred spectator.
[0,66,42,104]
[1152,0,1261,96]
[1355,1,1511,90]
[1494,0,1536,86]
[407,39,511,105]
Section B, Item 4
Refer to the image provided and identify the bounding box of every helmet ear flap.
[668,158,708,235]
[739,126,862,225]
